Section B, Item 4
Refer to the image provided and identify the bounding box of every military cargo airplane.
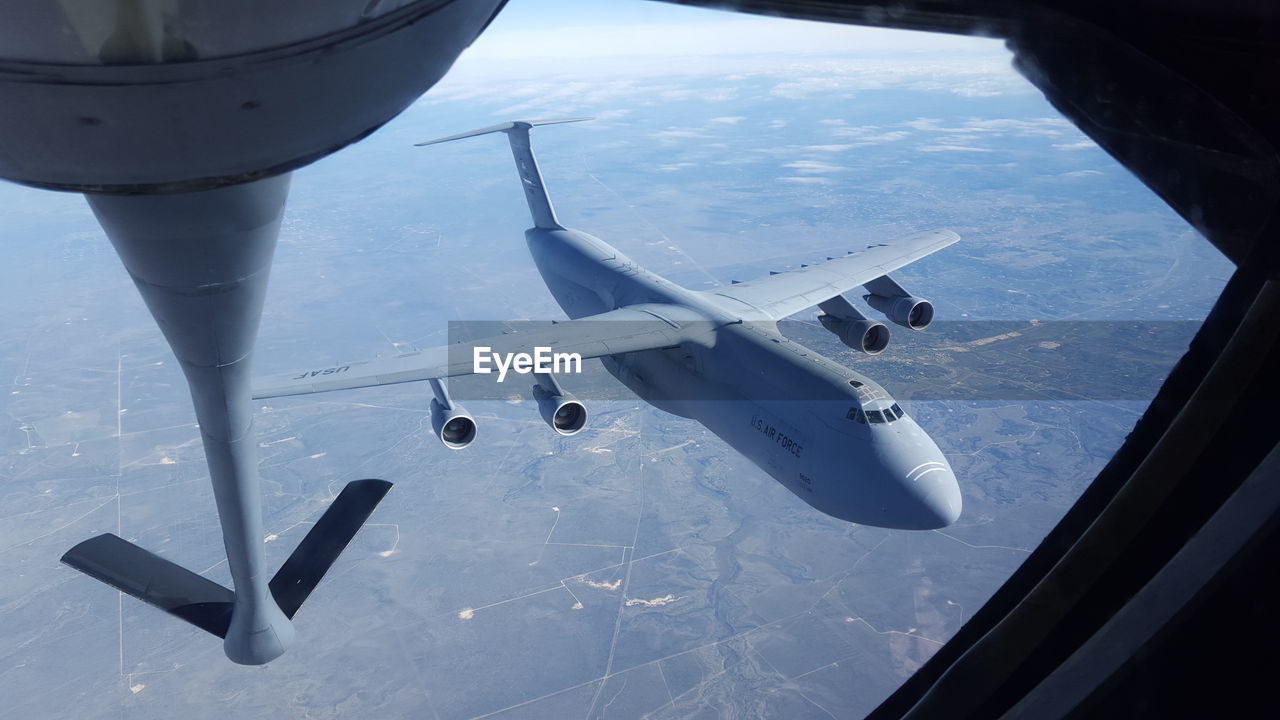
[255,119,963,531]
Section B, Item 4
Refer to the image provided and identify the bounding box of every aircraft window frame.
[848,407,866,423]
[849,379,864,388]
[867,409,885,423]
[891,403,905,420]
[883,406,899,421]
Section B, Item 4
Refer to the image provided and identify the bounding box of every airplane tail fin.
[61,479,392,640]
[416,118,591,230]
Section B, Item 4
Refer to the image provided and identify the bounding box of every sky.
[421,0,1026,122]
[452,0,1007,69]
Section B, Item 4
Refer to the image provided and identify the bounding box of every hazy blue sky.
[493,0,711,29]
[459,0,1005,66]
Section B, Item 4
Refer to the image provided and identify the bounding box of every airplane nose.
[916,470,963,528]
[873,441,963,529]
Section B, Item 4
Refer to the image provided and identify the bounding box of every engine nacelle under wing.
[818,313,890,354]
[532,381,588,436]
[816,293,891,353]
[863,275,934,330]
[430,397,477,450]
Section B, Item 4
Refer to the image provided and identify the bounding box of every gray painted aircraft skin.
[256,120,963,531]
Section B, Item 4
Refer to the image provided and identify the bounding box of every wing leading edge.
[252,306,701,400]
[707,229,959,319]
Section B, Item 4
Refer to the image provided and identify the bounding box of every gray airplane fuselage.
[525,226,962,530]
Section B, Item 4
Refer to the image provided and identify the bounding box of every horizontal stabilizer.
[61,479,393,637]
[62,533,235,637]
[270,479,393,618]
[414,118,591,147]
[416,117,592,230]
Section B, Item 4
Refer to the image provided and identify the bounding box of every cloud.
[772,76,857,99]
[592,109,631,121]
[709,116,745,125]
[917,145,993,152]
[830,127,911,146]
[963,118,1073,136]
[477,78,660,116]
[905,118,945,131]
[783,160,845,174]
[935,133,984,145]
[653,128,711,142]
[1060,170,1104,178]
[889,116,1095,153]
[777,176,832,184]
[764,57,1028,99]
[905,117,1072,137]
[951,82,1011,97]
[1053,140,1097,150]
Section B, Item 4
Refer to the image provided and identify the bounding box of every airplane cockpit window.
[853,406,903,423]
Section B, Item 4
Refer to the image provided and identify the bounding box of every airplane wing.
[706,229,959,319]
[253,306,698,399]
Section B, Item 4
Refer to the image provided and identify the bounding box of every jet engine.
[532,374,588,436]
[427,378,476,450]
[818,313,890,354]
[863,275,935,330]
[430,397,477,450]
[817,294,891,354]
